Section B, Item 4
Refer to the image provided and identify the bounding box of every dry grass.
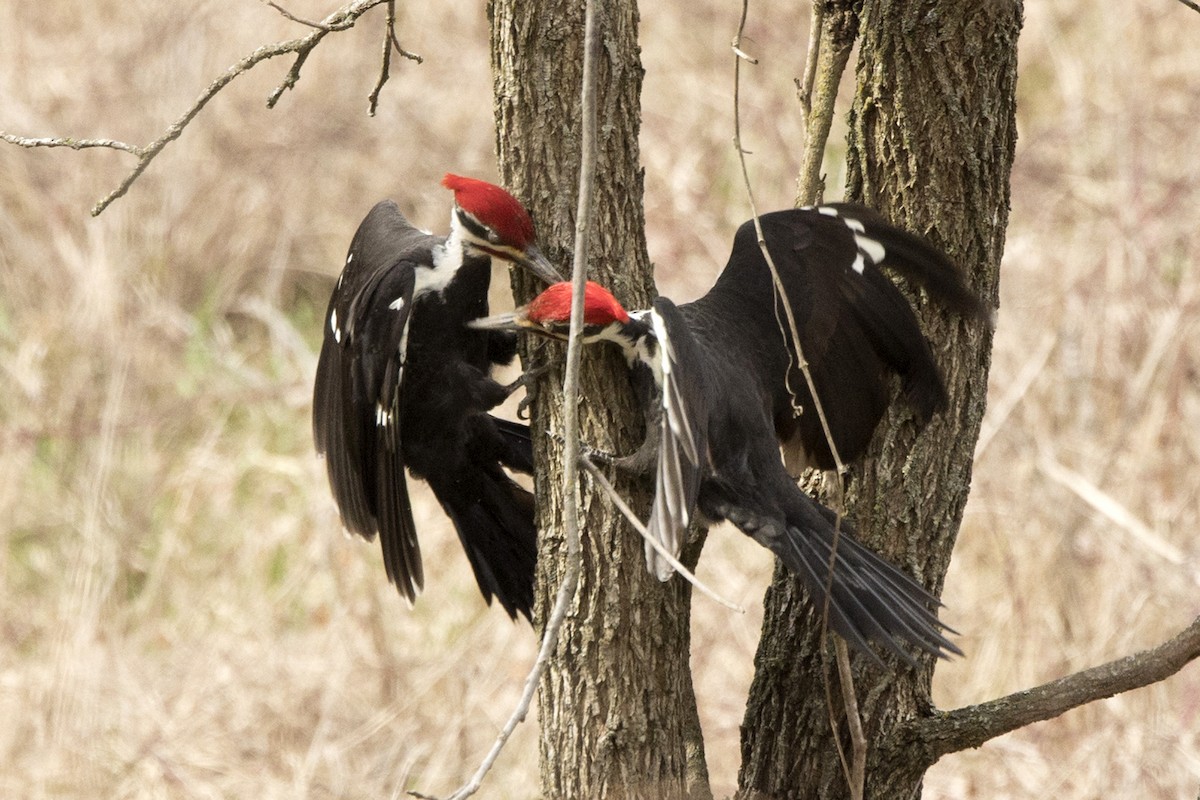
[1,0,1198,798]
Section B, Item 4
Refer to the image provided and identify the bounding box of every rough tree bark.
[489,1,709,797]
[738,2,1021,799]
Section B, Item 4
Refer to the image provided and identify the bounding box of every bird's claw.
[507,359,556,420]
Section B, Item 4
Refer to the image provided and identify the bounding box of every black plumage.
[476,203,987,660]
[314,181,557,620]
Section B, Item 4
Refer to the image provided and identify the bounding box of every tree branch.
[794,0,859,206]
[894,614,1200,763]
[0,0,393,216]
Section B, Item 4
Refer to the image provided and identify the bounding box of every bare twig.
[1,0,391,216]
[895,614,1200,762]
[0,133,141,154]
[731,7,847,482]
[368,0,398,116]
[390,29,423,63]
[368,0,423,116]
[733,2,864,796]
[794,0,824,199]
[407,537,580,800]
[416,2,602,798]
[263,0,333,29]
[835,639,866,800]
[579,456,745,613]
[266,1,374,108]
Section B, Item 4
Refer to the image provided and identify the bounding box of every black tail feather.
[431,464,537,621]
[706,481,959,665]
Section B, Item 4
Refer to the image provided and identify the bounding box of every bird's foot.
[507,359,555,420]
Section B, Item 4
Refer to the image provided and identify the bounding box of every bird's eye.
[487,229,503,245]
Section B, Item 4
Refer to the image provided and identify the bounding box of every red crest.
[442,174,536,250]
[527,281,631,326]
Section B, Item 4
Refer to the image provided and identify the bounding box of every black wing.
[711,206,986,471]
[642,299,709,579]
[313,200,425,603]
[804,204,989,418]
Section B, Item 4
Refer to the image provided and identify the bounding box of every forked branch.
[369,0,424,116]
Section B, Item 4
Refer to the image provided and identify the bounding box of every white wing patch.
[854,231,886,265]
[330,309,341,343]
[813,206,888,273]
[375,401,392,427]
[375,289,413,437]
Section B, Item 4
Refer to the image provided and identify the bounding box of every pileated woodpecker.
[475,204,987,660]
[312,175,561,620]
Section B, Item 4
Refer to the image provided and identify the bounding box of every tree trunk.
[738,2,1021,798]
[489,1,710,797]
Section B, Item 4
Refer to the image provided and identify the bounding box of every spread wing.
[711,206,984,471]
[643,299,708,580]
[313,200,426,603]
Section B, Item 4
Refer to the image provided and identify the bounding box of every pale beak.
[469,309,569,341]
[516,246,564,285]
[468,310,531,333]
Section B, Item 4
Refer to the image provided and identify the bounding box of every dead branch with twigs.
[0,0,421,217]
